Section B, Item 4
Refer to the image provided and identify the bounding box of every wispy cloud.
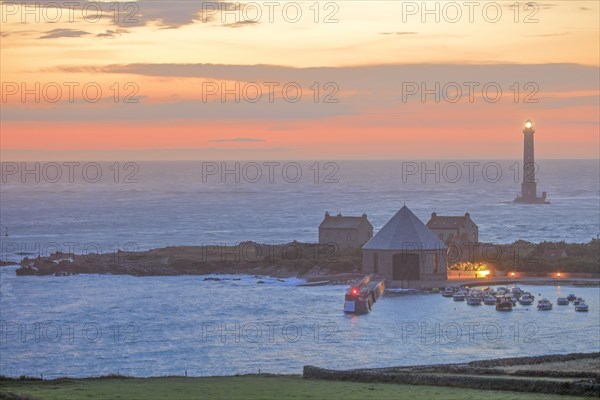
[96,29,130,38]
[40,29,90,39]
[526,32,569,38]
[380,32,418,36]
[223,20,260,28]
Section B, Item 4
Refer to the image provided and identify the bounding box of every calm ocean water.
[0,160,599,377]
[0,160,598,259]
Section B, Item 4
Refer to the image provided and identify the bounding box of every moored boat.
[496,287,509,295]
[567,293,577,301]
[519,293,534,306]
[575,303,589,312]
[573,297,584,305]
[442,287,455,297]
[496,296,513,311]
[557,297,569,305]
[483,295,497,305]
[453,291,466,301]
[466,296,482,305]
[537,299,553,311]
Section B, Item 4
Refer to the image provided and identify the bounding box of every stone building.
[362,206,447,288]
[426,212,479,244]
[319,212,373,249]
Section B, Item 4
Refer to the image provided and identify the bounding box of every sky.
[1,0,599,160]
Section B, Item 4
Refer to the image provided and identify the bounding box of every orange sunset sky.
[1,0,599,160]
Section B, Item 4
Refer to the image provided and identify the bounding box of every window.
[433,252,439,273]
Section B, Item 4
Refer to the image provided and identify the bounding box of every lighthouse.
[514,120,549,204]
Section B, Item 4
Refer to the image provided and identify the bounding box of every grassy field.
[0,375,589,400]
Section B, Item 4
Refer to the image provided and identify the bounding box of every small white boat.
[573,297,585,305]
[496,297,512,311]
[453,291,466,301]
[467,296,482,305]
[442,287,455,297]
[519,293,534,306]
[575,303,589,312]
[557,297,569,305]
[483,295,496,305]
[537,299,553,311]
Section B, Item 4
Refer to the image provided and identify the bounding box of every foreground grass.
[0,375,588,400]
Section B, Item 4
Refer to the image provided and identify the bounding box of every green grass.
[0,375,588,400]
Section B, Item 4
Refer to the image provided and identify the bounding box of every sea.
[0,160,599,377]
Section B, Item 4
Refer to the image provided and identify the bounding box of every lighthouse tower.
[514,120,549,204]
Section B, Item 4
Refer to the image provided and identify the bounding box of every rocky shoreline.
[8,239,599,279]
[12,242,361,278]
[304,352,600,397]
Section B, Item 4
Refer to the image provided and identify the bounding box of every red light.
[352,288,358,295]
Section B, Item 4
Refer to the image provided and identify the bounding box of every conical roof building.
[363,206,446,251]
[362,206,448,289]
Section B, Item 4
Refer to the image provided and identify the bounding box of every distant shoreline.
[5,239,599,280]
[3,263,599,288]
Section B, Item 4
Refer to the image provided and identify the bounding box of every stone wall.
[303,353,600,397]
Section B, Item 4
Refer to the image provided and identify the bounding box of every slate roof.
[363,206,446,251]
[319,214,371,230]
[427,213,477,229]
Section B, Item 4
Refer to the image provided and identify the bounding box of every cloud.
[7,63,598,123]
[96,29,130,38]
[223,20,260,28]
[40,29,90,39]
[13,1,256,31]
[380,32,418,35]
[525,32,569,37]
[208,137,265,142]
[0,30,39,38]
[62,62,599,93]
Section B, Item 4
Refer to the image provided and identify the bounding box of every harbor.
[440,284,591,312]
[2,264,598,379]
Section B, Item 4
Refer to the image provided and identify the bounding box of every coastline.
[7,239,599,280]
